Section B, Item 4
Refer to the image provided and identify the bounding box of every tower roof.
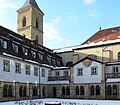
[18,0,44,14]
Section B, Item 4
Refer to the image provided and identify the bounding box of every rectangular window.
[91,66,98,75]
[77,68,83,76]
[41,68,45,77]
[3,60,10,72]
[57,61,60,66]
[47,56,51,64]
[15,62,21,73]
[12,43,18,53]
[113,67,119,73]
[64,70,69,76]
[2,40,7,49]
[48,70,52,77]
[55,71,60,76]
[25,65,30,75]
[22,47,28,55]
[31,50,36,58]
[34,67,38,76]
[38,53,44,60]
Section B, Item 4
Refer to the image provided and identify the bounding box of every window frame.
[3,60,10,72]
[91,66,98,75]
[15,62,21,74]
[25,65,30,75]
[77,68,83,76]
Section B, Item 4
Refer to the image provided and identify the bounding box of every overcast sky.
[0,0,120,49]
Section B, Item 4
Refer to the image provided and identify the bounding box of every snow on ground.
[0,98,120,105]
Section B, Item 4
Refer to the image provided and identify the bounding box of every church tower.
[17,0,44,45]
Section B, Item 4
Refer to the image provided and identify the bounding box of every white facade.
[73,60,102,84]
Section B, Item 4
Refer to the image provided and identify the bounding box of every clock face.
[82,59,92,67]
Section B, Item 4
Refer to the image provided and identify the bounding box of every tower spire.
[18,0,44,14]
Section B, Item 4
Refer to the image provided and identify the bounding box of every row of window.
[1,38,61,66]
[77,66,98,76]
[3,85,39,97]
[53,70,69,77]
[3,60,47,77]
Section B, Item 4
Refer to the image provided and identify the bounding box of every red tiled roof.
[81,26,120,45]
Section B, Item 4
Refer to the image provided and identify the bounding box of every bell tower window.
[22,16,26,27]
[36,18,39,28]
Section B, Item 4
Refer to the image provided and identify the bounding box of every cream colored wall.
[57,52,73,66]
[73,44,120,63]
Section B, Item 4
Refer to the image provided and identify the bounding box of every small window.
[38,53,44,60]
[52,59,56,65]
[57,61,60,66]
[47,56,51,64]
[2,40,7,49]
[41,68,45,77]
[118,52,120,61]
[3,60,10,72]
[113,67,119,73]
[55,71,60,76]
[22,47,28,55]
[22,16,26,27]
[113,85,117,95]
[15,62,21,73]
[36,18,39,28]
[34,67,38,76]
[91,66,98,75]
[31,50,36,58]
[48,70,52,77]
[12,43,18,53]
[64,70,69,76]
[77,68,83,76]
[25,65,30,75]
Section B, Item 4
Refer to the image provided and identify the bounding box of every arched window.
[113,85,117,95]
[19,86,23,97]
[96,85,100,95]
[90,85,94,96]
[23,86,27,96]
[33,86,38,96]
[42,87,45,96]
[75,86,79,95]
[118,52,120,61]
[80,86,84,95]
[8,85,13,97]
[107,85,111,95]
[22,16,26,27]
[3,85,8,97]
[62,86,65,95]
[66,86,70,95]
[36,18,39,28]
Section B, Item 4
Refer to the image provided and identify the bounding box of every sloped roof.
[18,0,44,15]
[71,56,105,67]
[82,26,120,45]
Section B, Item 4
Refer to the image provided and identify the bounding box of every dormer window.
[22,16,26,27]
[31,50,36,58]
[57,61,60,66]
[12,43,18,53]
[52,59,56,65]
[47,56,51,64]
[38,53,44,60]
[22,47,28,55]
[2,40,7,49]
